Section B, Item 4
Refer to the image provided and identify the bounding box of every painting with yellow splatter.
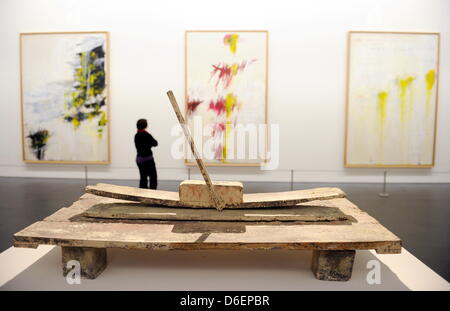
[20,32,110,163]
[185,31,268,165]
[345,31,439,167]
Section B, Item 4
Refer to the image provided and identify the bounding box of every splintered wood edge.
[85,186,181,207]
[375,243,402,254]
[13,241,39,249]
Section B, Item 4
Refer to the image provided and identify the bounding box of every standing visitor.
[134,119,158,189]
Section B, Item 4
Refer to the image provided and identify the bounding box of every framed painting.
[20,31,110,164]
[344,31,440,167]
[185,30,268,166]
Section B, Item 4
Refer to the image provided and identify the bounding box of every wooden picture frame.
[344,31,440,168]
[185,30,269,167]
[20,31,111,164]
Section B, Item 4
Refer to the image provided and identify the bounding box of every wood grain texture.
[85,183,347,209]
[179,180,243,207]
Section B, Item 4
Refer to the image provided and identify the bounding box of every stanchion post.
[290,170,294,191]
[378,170,389,198]
[84,166,88,188]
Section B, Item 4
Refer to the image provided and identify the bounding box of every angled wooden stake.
[166,90,225,211]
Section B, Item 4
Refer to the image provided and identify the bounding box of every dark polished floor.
[0,177,449,282]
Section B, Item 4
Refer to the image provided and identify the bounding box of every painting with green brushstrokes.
[20,32,110,163]
[345,31,439,167]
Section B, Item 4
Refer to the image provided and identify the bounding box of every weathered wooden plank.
[204,223,400,246]
[85,183,346,209]
[241,188,346,208]
[298,198,384,225]
[13,220,401,253]
[85,183,181,207]
[82,203,351,222]
[14,222,203,249]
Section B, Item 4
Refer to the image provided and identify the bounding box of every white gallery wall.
[0,0,449,183]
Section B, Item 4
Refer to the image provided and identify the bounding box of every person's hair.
[136,119,148,130]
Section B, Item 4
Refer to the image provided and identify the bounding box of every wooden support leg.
[311,250,355,281]
[62,247,107,279]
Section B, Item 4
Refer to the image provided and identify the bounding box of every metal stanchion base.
[378,192,389,198]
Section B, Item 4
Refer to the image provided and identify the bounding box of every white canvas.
[21,32,109,163]
[346,32,439,167]
[185,31,267,165]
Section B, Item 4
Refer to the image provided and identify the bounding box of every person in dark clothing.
[134,119,158,189]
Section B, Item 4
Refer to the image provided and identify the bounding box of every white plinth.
[0,246,448,291]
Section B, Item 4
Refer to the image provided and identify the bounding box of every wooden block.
[311,250,355,281]
[179,180,243,208]
[62,247,107,279]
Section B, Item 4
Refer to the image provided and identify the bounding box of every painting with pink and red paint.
[186,31,267,165]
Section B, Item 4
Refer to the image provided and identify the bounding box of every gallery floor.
[0,177,448,283]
